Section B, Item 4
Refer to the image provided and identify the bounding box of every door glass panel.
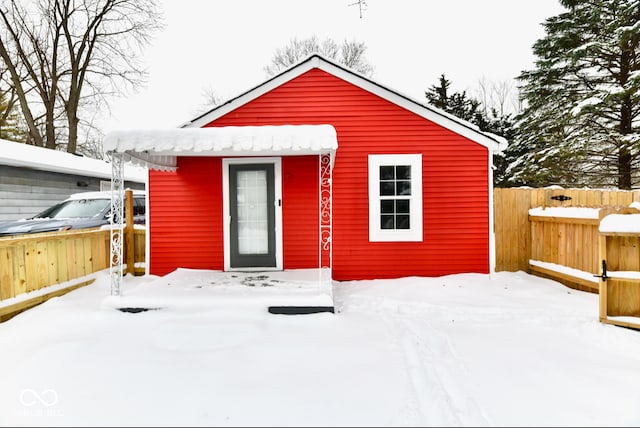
[236,170,268,254]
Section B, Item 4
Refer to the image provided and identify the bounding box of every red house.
[104,55,506,282]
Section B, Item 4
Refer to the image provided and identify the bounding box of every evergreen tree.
[490,112,520,187]
[513,0,640,189]
[425,74,517,186]
[426,74,489,128]
[0,85,23,142]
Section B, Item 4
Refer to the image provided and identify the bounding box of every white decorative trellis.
[319,152,333,284]
[109,151,125,297]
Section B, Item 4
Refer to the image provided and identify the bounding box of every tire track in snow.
[336,292,491,426]
[382,311,491,427]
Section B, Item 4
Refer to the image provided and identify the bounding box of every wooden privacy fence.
[494,187,640,329]
[0,226,145,320]
[494,187,640,275]
[0,228,110,299]
[527,205,640,293]
[598,222,640,330]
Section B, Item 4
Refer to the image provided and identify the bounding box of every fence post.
[125,189,135,276]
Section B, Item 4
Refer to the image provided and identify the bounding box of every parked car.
[0,190,146,237]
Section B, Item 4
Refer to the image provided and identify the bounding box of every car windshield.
[33,199,110,219]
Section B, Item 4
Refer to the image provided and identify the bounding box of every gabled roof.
[182,54,508,153]
[0,138,146,182]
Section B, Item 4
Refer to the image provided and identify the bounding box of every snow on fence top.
[528,206,601,219]
[103,125,338,156]
[528,205,640,234]
[599,214,640,234]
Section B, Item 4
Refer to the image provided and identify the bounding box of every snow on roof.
[103,125,338,171]
[0,138,146,182]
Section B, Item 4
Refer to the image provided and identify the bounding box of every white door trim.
[222,157,283,271]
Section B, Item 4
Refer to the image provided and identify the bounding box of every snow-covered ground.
[1,269,639,427]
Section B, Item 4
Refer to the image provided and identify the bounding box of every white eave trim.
[183,55,507,154]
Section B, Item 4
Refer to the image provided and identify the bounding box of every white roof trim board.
[183,54,508,154]
[0,138,146,182]
[103,125,338,171]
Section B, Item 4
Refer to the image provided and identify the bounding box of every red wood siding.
[149,68,490,280]
[149,157,223,275]
[205,68,490,280]
[282,156,319,269]
[149,155,319,275]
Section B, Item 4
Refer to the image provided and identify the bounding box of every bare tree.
[475,77,521,118]
[0,0,162,153]
[193,84,224,117]
[264,35,374,77]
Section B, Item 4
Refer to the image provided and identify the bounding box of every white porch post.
[319,152,333,282]
[109,151,125,296]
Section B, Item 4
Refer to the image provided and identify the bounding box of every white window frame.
[368,154,423,242]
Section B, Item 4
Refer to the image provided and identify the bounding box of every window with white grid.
[368,154,422,242]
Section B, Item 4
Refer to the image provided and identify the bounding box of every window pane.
[381,200,394,214]
[380,165,395,180]
[396,165,411,179]
[380,181,395,196]
[396,180,411,195]
[134,199,145,216]
[237,170,268,254]
[381,215,395,229]
[396,199,410,213]
[396,215,410,229]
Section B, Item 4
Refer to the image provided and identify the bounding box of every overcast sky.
[99,0,566,132]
